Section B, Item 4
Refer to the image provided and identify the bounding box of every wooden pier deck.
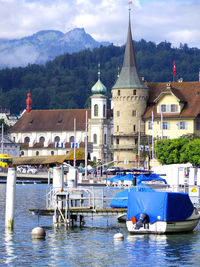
[30,207,127,217]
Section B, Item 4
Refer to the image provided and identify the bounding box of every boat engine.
[135,213,150,230]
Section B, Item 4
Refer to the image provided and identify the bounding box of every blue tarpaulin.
[137,173,167,185]
[110,185,154,208]
[126,191,194,223]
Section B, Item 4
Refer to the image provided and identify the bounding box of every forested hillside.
[0,40,200,114]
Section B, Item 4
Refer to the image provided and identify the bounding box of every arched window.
[36,151,39,156]
[104,134,107,145]
[69,136,74,142]
[39,136,45,143]
[54,136,60,142]
[21,151,24,156]
[93,134,97,144]
[13,137,16,142]
[94,104,98,117]
[111,134,113,145]
[24,136,30,143]
[93,156,97,163]
[103,104,106,117]
[51,151,54,155]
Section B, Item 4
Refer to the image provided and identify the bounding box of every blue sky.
[0,0,200,48]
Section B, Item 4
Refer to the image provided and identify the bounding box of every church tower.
[112,11,149,168]
[88,64,113,164]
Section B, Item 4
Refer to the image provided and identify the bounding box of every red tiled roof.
[144,81,200,119]
[10,108,113,133]
[10,109,91,133]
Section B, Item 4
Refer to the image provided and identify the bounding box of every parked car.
[17,165,38,174]
[27,166,38,174]
[106,166,121,175]
[17,165,27,173]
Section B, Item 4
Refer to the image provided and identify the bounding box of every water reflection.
[126,231,200,266]
[4,232,16,264]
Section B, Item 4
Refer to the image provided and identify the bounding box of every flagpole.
[161,112,163,139]
[85,111,88,179]
[73,118,76,167]
[138,120,140,169]
[152,111,154,168]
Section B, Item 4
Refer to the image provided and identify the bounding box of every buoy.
[31,227,46,239]
[113,233,124,241]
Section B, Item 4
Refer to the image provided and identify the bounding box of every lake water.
[0,184,200,266]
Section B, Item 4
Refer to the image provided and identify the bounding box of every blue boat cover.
[126,191,194,223]
[110,185,154,208]
[108,173,167,185]
[137,173,167,185]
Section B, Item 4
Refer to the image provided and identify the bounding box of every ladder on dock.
[46,187,96,227]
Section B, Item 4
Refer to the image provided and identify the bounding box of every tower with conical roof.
[88,64,113,164]
[112,10,149,168]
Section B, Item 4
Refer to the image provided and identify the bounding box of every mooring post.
[52,166,64,225]
[5,167,16,231]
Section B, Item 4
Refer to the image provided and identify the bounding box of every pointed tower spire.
[113,10,147,89]
[26,92,32,113]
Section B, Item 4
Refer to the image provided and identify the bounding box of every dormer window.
[158,104,178,113]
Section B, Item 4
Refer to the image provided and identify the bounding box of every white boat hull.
[126,210,200,234]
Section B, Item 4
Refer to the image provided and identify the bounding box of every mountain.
[0,28,111,69]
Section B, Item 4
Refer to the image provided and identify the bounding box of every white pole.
[85,111,88,179]
[53,166,63,190]
[161,112,163,140]
[73,118,76,167]
[152,111,154,167]
[1,123,4,154]
[5,167,16,231]
[138,120,140,169]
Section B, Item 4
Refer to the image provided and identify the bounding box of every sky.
[0,0,200,48]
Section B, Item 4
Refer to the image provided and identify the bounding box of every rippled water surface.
[0,184,200,266]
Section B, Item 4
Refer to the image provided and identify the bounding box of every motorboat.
[126,191,200,234]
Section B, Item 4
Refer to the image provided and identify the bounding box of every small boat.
[126,191,200,234]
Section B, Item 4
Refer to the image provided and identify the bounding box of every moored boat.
[126,191,200,234]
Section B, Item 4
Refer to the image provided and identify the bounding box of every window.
[133,125,136,132]
[117,111,120,117]
[94,104,98,117]
[51,151,54,155]
[69,136,74,142]
[196,121,200,130]
[36,151,39,156]
[117,125,119,131]
[133,89,136,95]
[118,90,120,96]
[21,151,24,156]
[111,134,113,145]
[54,136,60,142]
[13,137,15,142]
[159,104,177,113]
[116,138,119,145]
[163,136,169,139]
[103,104,106,117]
[178,121,187,130]
[24,136,30,143]
[39,136,45,143]
[161,104,166,112]
[93,134,97,144]
[93,156,97,163]
[171,104,178,112]
[148,121,152,130]
[104,134,107,145]
[132,110,136,116]
[162,122,170,130]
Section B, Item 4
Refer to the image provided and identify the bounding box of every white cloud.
[0,0,199,48]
